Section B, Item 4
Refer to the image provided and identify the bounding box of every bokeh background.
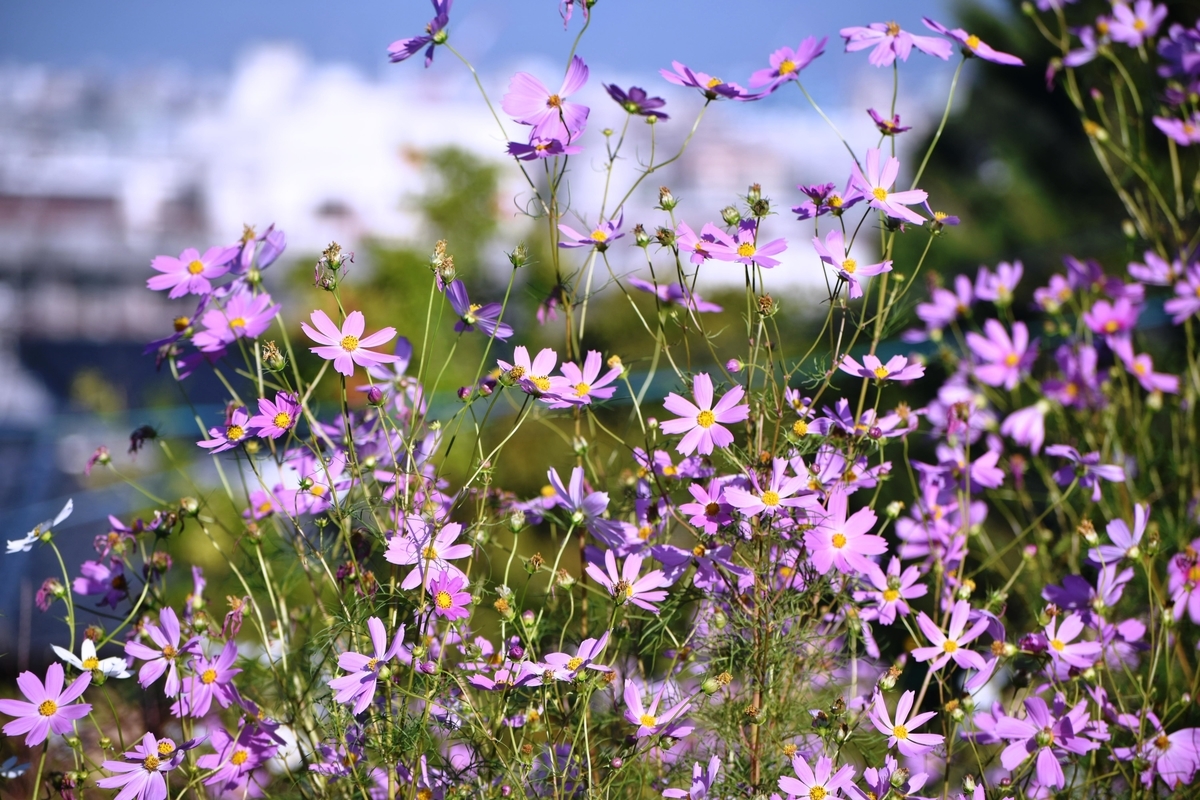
[0,0,1131,674]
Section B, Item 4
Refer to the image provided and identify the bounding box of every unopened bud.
[179,497,200,517]
[367,386,385,405]
[657,186,678,211]
[721,205,741,226]
[508,510,526,532]
[702,677,721,695]
[508,243,529,269]
[633,224,651,248]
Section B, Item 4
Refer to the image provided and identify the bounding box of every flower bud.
[367,386,385,405]
[419,661,437,675]
[655,226,676,248]
[702,677,721,695]
[508,510,526,533]
[657,186,678,211]
[457,386,472,401]
[508,243,529,269]
[890,767,911,788]
[721,205,741,226]
[711,610,728,630]
[633,224,651,248]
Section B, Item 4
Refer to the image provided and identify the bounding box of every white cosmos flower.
[52,638,131,680]
[6,499,73,554]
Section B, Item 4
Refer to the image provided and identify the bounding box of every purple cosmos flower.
[994,696,1100,788]
[804,487,887,576]
[1154,113,1200,145]
[965,319,1035,390]
[1000,401,1049,454]
[429,569,471,621]
[543,631,612,681]
[812,229,892,299]
[546,465,629,548]
[912,600,989,670]
[778,755,856,800]
[605,85,668,119]
[748,37,826,94]
[507,137,583,160]
[547,350,622,407]
[73,558,128,608]
[172,641,241,718]
[1169,542,1200,622]
[856,557,927,626]
[852,148,928,224]
[387,0,451,67]
[191,290,280,353]
[125,607,201,697]
[870,690,944,756]
[197,407,251,454]
[660,62,745,100]
[585,550,672,613]
[445,280,514,340]
[660,373,749,457]
[146,245,237,298]
[1044,613,1102,670]
[328,617,407,714]
[674,221,723,264]
[97,732,197,800]
[710,219,787,268]
[559,213,623,251]
[1045,444,1126,500]
[679,481,734,534]
[653,541,753,592]
[1129,250,1183,285]
[498,346,559,396]
[1164,264,1200,323]
[840,21,953,66]
[0,663,91,746]
[916,274,973,333]
[302,310,400,377]
[1113,338,1179,394]
[1109,1,1167,47]
[247,391,299,439]
[1158,20,1200,77]
[468,661,545,691]
[560,0,587,29]
[622,679,692,739]
[975,260,1023,306]
[1113,712,1200,789]
[385,518,471,591]
[840,353,924,382]
[196,722,278,793]
[1034,274,1073,313]
[664,755,719,800]
[1084,296,1140,344]
[726,458,816,517]
[922,18,1025,65]
[627,277,722,313]
[1089,503,1148,565]
[868,108,912,135]
[502,56,589,143]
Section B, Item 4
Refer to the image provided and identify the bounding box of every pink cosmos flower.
[966,319,1034,390]
[328,617,408,714]
[778,755,856,800]
[994,696,1099,789]
[97,732,196,800]
[664,755,720,800]
[146,245,237,298]
[171,641,241,718]
[659,373,749,456]
[558,213,623,250]
[675,221,723,264]
[302,310,400,377]
[622,679,693,739]
[196,722,278,793]
[1154,114,1200,146]
[585,550,673,613]
[748,37,826,94]
[507,137,582,160]
[922,18,1025,65]
[678,481,734,535]
[870,690,944,756]
[429,569,471,621]
[912,600,989,670]
[840,353,924,382]
[1044,613,1102,668]
[191,290,280,353]
[660,62,745,100]
[812,228,893,299]
[725,458,815,517]
[855,557,927,626]
[547,350,622,408]
[385,518,472,591]
[0,663,92,746]
[840,21,953,66]
[627,277,722,313]
[125,607,202,697]
[197,407,251,454]
[1089,503,1149,565]
[543,631,611,681]
[804,487,887,575]
[446,279,514,341]
[1108,0,1167,47]
[851,148,928,225]
[1113,337,1179,394]
[709,220,787,268]
[248,391,300,439]
[387,0,451,67]
[546,465,629,548]
[501,55,589,143]
[498,346,559,397]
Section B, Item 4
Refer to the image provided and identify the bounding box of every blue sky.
[0,1,1004,89]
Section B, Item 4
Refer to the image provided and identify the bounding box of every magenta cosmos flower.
[725,458,815,517]
[660,61,745,100]
[172,641,241,718]
[994,696,1099,789]
[543,631,611,681]
[813,229,893,299]
[1109,1,1167,47]
[328,617,407,715]
[840,353,925,382]
[197,407,251,454]
[498,345,558,396]
[96,732,195,800]
[870,690,944,757]
[387,0,451,67]
[125,607,201,697]
[1165,264,1200,323]
[778,755,856,800]
[559,214,624,251]
[0,663,91,746]
[385,517,471,590]
[678,481,734,534]
[622,679,693,739]
[852,148,928,224]
[1044,613,1102,668]
[547,350,622,408]
[146,245,236,298]
[429,569,471,621]
[302,310,400,377]
[248,391,300,439]
[804,487,887,576]
[710,220,787,268]
[585,550,672,613]
[191,289,280,353]
[855,557,927,626]
[840,21,952,66]
[748,37,827,94]
[912,600,990,670]
[659,373,749,457]
[501,55,589,143]
[965,319,1035,390]
[922,18,1024,65]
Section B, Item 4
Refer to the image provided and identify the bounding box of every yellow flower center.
[638,525,652,541]
[228,316,247,330]
[942,640,958,653]
[965,34,981,49]
[793,420,808,437]
[662,465,677,476]
[778,59,797,75]
[830,195,843,208]
[540,485,557,498]
[886,21,901,36]
[873,366,889,380]
[38,699,57,716]
[761,490,780,508]
[508,365,526,380]
[693,544,707,558]
[310,484,326,496]
[574,382,591,396]
[737,242,756,258]
[842,258,857,274]
[567,657,584,671]
[872,187,888,201]
[894,724,909,739]
[639,714,657,728]
[186,260,205,275]
[883,589,900,602]
[82,657,100,669]
[173,316,191,332]
[422,545,439,560]
[201,668,218,684]
[810,787,828,800]
[831,533,847,548]
[705,77,722,89]
[435,590,454,609]
[547,94,562,108]
[1004,353,1019,368]
[143,755,161,772]
[231,749,250,766]
[158,741,176,755]
[366,658,380,671]
[341,335,360,352]
[1134,19,1147,32]
[531,375,551,392]
[696,409,716,428]
[590,230,609,242]
[273,412,292,429]
[226,424,245,442]
[162,645,177,659]
[1050,638,1065,652]
[1134,361,1147,376]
